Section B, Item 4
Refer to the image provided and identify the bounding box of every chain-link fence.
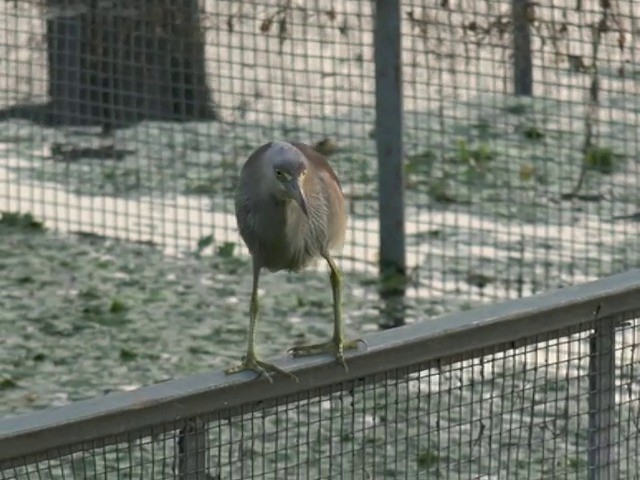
[1,271,639,479]
[0,0,638,311]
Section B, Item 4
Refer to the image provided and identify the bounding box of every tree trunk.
[46,0,215,128]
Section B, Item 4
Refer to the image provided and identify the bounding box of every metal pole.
[374,0,406,310]
[176,417,207,480]
[512,0,533,96]
[587,319,617,480]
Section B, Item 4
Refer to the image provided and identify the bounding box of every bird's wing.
[289,141,346,251]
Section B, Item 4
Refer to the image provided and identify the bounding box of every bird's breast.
[255,198,325,272]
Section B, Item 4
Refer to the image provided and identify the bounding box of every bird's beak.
[289,179,308,217]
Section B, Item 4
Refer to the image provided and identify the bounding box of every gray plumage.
[235,140,346,272]
[226,140,358,381]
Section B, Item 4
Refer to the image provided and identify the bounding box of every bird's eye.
[275,169,284,179]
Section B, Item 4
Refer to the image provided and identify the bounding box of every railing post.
[512,0,533,96]
[587,318,617,480]
[374,0,407,319]
[175,417,207,480]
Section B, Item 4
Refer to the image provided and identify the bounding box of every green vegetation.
[0,211,45,230]
[522,125,545,140]
[417,449,441,469]
[503,102,530,115]
[584,146,619,174]
[455,139,495,166]
[428,178,457,203]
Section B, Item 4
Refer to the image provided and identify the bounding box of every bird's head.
[266,141,309,216]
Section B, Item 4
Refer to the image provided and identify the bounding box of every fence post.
[373,0,407,316]
[511,0,533,96]
[176,417,207,480]
[587,318,617,480]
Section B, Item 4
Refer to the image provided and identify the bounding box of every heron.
[226,140,360,380]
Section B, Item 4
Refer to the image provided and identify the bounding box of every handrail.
[1,269,639,465]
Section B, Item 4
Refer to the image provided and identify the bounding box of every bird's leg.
[226,263,297,382]
[289,254,361,369]
[327,255,361,364]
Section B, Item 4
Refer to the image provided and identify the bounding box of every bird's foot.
[289,337,363,371]
[225,353,298,383]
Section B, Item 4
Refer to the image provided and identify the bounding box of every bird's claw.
[289,337,363,371]
[225,354,298,383]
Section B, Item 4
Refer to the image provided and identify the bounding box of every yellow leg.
[226,262,297,382]
[289,254,361,370]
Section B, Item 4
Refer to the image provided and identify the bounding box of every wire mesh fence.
[1,3,639,477]
[1,272,639,479]
[0,0,638,312]
[402,0,640,305]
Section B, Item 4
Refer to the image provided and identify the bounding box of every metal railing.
[1,270,639,479]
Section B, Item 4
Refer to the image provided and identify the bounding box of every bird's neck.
[264,195,306,231]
